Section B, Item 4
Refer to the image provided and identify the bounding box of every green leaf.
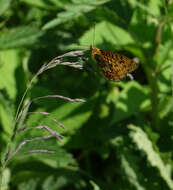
[42,11,79,30]
[0,93,14,137]
[121,155,146,190]
[158,47,173,93]
[42,176,68,190]
[90,180,101,190]
[129,12,155,45]
[0,0,11,16]
[43,0,111,30]
[79,21,134,49]
[24,93,92,146]
[96,6,127,28]
[18,179,37,190]
[129,125,173,190]
[21,0,66,10]
[13,137,77,168]
[172,61,173,97]
[26,101,91,135]
[159,95,173,119]
[110,81,150,124]
[12,165,86,189]
[128,0,159,17]
[148,0,164,16]
[157,40,173,66]
[0,26,44,49]
[158,63,171,93]
[71,0,110,5]
[168,3,173,17]
[0,50,21,98]
[52,102,91,133]
[0,49,25,141]
[1,168,11,190]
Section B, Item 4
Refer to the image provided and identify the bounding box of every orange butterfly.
[90,45,138,81]
[90,22,138,81]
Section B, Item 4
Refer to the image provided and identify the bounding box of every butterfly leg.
[126,73,134,80]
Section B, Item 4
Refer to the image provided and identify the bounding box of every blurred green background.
[0,0,173,189]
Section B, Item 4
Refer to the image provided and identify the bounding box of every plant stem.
[150,70,159,128]
[150,17,166,129]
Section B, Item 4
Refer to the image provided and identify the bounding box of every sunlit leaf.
[129,125,173,190]
[0,26,44,49]
[110,81,150,124]
[79,21,134,49]
[0,0,11,16]
[43,0,111,30]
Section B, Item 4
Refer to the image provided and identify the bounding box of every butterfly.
[90,45,138,82]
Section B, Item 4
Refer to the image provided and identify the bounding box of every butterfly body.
[90,45,138,81]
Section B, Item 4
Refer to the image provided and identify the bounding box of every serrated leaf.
[129,125,173,190]
[13,138,77,168]
[42,176,68,190]
[34,147,77,168]
[13,165,84,190]
[0,26,44,49]
[121,155,146,190]
[18,179,37,190]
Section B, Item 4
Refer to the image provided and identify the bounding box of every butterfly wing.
[98,50,138,81]
[98,58,121,81]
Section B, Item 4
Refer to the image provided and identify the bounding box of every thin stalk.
[0,50,85,190]
[0,70,40,190]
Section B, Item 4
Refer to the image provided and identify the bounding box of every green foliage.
[0,26,45,49]
[0,0,173,189]
[129,125,173,189]
[0,0,11,16]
